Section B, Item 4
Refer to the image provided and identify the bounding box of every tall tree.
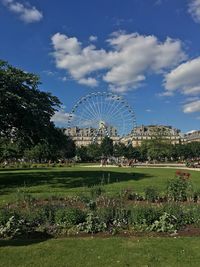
[0,60,61,147]
[100,136,113,157]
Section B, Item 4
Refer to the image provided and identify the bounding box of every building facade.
[184,130,200,143]
[65,124,190,147]
[65,126,120,146]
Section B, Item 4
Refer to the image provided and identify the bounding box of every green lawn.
[0,237,200,267]
[0,166,199,204]
[0,167,200,267]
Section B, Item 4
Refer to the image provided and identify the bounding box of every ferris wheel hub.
[99,120,106,129]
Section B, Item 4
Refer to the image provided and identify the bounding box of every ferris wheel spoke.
[112,106,133,120]
[86,98,100,120]
[76,109,94,124]
[91,96,101,120]
[108,104,127,120]
[84,99,103,123]
[95,95,102,120]
[106,98,124,119]
[74,114,97,127]
[86,96,101,119]
[101,93,115,122]
[69,104,96,127]
[104,95,120,117]
[82,100,99,121]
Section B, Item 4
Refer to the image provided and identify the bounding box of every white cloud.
[183,99,200,113]
[164,57,200,114]
[158,91,174,97]
[188,0,200,23]
[89,35,98,42]
[78,77,98,87]
[51,32,186,92]
[2,0,43,23]
[43,70,55,76]
[146,109,152,112]
[51,110,70,124]
[164,57,200,95]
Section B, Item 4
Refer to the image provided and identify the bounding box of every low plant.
[131,206,161,226]
[149,212,177,233]
[144,186,159,202]
[89,185,105,199]
[167,176,193,202]
[86,200,97,210]
[193,189,200,203]
[0,208,13,225]
[121,188,144,201]
[77,212,107,233]
[0,216,33,239]
[15,189,35,206]
[54,207,86,227]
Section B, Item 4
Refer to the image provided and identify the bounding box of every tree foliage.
[0,60,61,146]
[100,136,113,157]
[0,60,76,162]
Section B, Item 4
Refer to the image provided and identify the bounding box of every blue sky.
[0,0,200,133]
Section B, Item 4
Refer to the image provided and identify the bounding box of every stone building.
[184,130,200,143]
[65,124,186,147]
[65,126,120,146]
[123,125,183,147]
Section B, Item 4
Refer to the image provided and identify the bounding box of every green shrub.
[0,209,13,225]
[182,205,200,226]
[0,216,33,239]
[15,189,35,205]
[77,212,107,233]
[193,189,200,202]
[39,205,56,224]
[89,185,105,199]
[55,207,85,227]
[96,207,115,224]
[162,203,194,228]
[131,206,161,226]
[121,188,144,201]
[86,200,97,211]
[167,177,193,202]
[149,212,177,233]
[144,186,159,202]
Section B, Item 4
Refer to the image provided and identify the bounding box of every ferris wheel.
[67,91,136,140]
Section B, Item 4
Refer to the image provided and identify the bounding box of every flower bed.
[1,173,200,239]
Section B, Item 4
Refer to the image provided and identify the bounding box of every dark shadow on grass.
[0,232,52,247]
[0,170,153,192]
[0,168,51,172]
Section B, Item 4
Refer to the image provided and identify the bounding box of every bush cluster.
[0,174,200,239]
[0,195,200,239]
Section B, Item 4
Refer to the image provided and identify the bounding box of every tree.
[140,139,172,161]
[100,136,113,157]
[0,138,23,162]
[24,142,51,163]
[124,145,141,160]
[24,128,76,162]
[87,143,101,161]
[0,60,61,147]
[76,146,91,162]
[113,143,126,157]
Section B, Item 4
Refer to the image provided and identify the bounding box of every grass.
[0,237,200,267]
[0,166,200,266]
[0,166,199,204]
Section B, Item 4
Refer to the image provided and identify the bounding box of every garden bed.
[1,170,200,240]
